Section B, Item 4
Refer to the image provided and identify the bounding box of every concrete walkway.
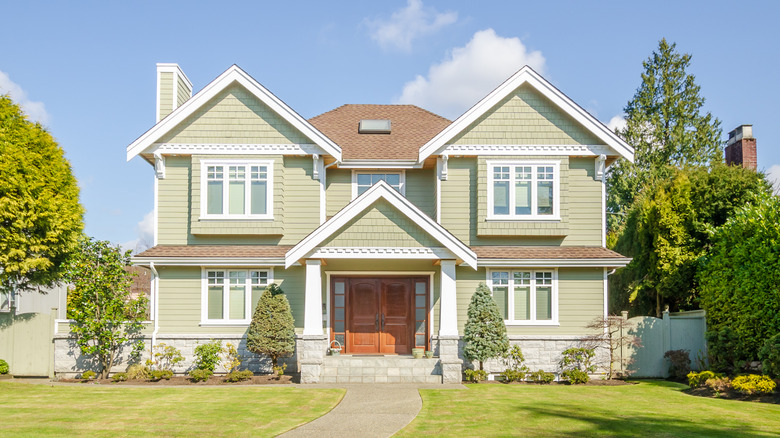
[278,383,465,438]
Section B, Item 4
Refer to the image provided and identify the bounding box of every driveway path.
[278,383,464,438]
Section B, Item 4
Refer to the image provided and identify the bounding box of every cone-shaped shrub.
[463,282,509,370]
[247,284,296,368]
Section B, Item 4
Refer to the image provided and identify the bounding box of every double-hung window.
[203,269,271,324]
[352,172,404,198]
[487,161,559,220]
[488,269,557,325]
[202,160,273,219]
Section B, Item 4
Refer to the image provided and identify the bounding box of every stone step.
[320,374,442,384]
[320,355,442,383]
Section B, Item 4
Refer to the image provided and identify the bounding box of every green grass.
[0,381,344,437]
[398,380,780,437]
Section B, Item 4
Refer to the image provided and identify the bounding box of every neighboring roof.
[472,246,631,267]
[127,65,342,161]
[309,104,450,160]
[285,180,477,268]
[418,66,635,163]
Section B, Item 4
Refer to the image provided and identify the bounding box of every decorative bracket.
[154,152,166,179]
[595,154,606,179]
[438,155,449,181]
[312,154,322,181]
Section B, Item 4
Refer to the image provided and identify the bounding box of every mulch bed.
[58,374,296,385]
[683,386,780,404]
[471,379,636,386]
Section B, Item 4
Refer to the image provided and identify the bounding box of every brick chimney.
[725,125,757,170]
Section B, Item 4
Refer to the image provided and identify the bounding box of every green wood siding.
[441,156,602,246]
[450,84,602,145]
[158,156,191,245]
[325,169,351,218]
[325,169,436,219]
[321,199,437,248]
[453,267,604,335]
[176,75,189,108]
[156,266,306,334]
[158,72,174,121]
[158,83,313,144]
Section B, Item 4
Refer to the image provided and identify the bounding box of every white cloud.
[767,164,780,195]
[607,115,627,133]
[395,29,546,119]
[366,0,457,52]
[120,210,154,254]
[0,70,50,124]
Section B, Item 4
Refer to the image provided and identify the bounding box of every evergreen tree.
[611,164,770,316]
[607,39,722,233]
[0,95,83,293]
[246,284,296,368]
[463,283,508,370]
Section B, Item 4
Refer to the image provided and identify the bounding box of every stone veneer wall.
[53,334,304,378]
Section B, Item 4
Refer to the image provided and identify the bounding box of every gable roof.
[127,65,342,161]
[417,66,634,163]
[285,181,477,268]
[309,104,450,160]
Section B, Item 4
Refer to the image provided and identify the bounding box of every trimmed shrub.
[464,369,488,382]
[126,363,151,380]
[226,370,254,382]
[559,348,596,384]
[194,340,223,372]
[687,370,722,388]
[500,345,528,382]
[500,369,527,383]
[706,328,746,374]
[222,343,241,374]
[664,349,691,380]
[247,284,296,369]
[188,369,212,382]
[528,370,555,384]
[112,373,128,382]
[759,333,780,378]
[561,370,590,384]
[80,370,96,380]
[272,363,287,378]
[705,377,731,393]
[150,369,173,381]
[0,359,9,374]
[463,283,509,371]
[731,374,776,395]
[146,343,184,373]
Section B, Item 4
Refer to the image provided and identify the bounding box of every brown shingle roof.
[472,246,629,260]
[135,245,292,258]
[309,104,450,160]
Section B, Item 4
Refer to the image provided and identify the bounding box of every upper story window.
[487,160,560,220]
[488,269,558,325]
[201,160,273,219]
[351,171,405,199]
[202,268,272,324]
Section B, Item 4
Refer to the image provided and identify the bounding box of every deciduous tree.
[0,95,83,293]
[65,238,147,379]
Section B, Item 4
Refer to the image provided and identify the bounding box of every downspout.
[149,262,159,350]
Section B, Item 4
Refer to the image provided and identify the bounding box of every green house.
[115,63,631,383]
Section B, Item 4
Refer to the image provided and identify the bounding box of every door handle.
[375,314,379,331]
[381,313,385,331]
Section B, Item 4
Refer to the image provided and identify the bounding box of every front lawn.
[0,381,344,437]
[398,380,780,437]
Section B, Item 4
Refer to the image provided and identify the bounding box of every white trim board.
[131,257,292,267]
[128,64,342,162]
[285,180,477,269]
[418,66,634,163]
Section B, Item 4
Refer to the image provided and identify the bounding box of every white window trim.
[350,170,406,199]
[487,268,559,326]
[200,159,274,220]
[486,160,561,221]
[200,267,274,326]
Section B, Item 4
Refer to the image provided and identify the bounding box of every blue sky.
[2,1,779,250]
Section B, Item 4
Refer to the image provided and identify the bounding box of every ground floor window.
[487,269,557,325]
[202,268,272,324]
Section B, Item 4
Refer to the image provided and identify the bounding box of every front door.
[331,276,427,355]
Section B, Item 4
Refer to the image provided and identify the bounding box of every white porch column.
[303,259,323,336]
[439,259,458,336]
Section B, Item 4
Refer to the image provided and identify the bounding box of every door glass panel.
[335,308,344,320]
[415,334,425,346]
[335,295,344,307]
[415,295,426,307]
[335,321,344,332]
[415,308,426,321]
[415,282,426,295]
[416,321,425,333]
[334,282,345,294]
[335,334,345,346]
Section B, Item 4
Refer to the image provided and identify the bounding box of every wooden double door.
[331,277,427,355]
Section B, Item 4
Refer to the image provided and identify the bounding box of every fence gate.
[0,310,55,377]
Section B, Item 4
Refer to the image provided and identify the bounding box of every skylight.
[358,119,391,134]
